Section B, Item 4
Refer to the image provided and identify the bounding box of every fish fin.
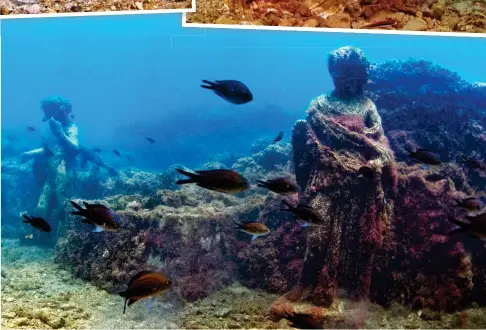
[22,220,30,224]
[22,214,31,222]
[92,226,105,233]
[251,235,257,241]
[176,179,195,185]
[123,298,127,314]
[420,164,429,170]
[127,299,138,307]
[447,217,469,230]
[83,201,91,208]
[201,80,216,90]
[256,180,267,187]
[176,168,198,184]
[69,200,84,211]
[301,223,310,228]
[81,219,91,224]
[448,228,467,236]
[72,211,83,216]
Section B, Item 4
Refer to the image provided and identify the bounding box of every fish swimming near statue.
[113,149,121,157]
[70,201,121,232]
[146,137,156,144]
[22,214,52,232]
[119,271,172,314]
[176,168,250,194]
[407,148,441,165]
[454,197,485,213]
[447,215,486,240]
[358,165,375,180]
[425,173,447,182]
[231,219,270,240]
[26,126,36,132]
[280,200,325,227]
[461,155,486,171]
[272,131,284,144]
[200,80,253,105]
[256,177,299,196]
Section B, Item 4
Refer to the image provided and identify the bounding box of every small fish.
[425,173,447,182]
[461,155,486,170]
[22,215,52,232]
[447,216,486,239]
[281,200,325,227]
[454,197,485,212]
[113,149,121,157]
[25,234,33,240]
[91,148,102,153]
[70,201,121,232]
[146,137,156,144]
[256,177,299,196]
[232,219,270,240]
[201,80,253,105]
[176,168,250,194]
[119,271,172,314]
[272,131,284,144]
[281,312,324,329]
[358,166,375,180]
[407,148,441,165]
[27,126,36,132]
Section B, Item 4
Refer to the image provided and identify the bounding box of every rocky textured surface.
[55,186,268,302]
[263,47,486,324]
[186,0,486,33]
[0,0,191,15]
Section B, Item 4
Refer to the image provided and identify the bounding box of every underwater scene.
[2,15,486,329]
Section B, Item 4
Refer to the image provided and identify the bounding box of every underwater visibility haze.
[2,14,486,329]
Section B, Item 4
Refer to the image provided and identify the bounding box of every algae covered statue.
[20,96,117,244]
[283,47,398,310]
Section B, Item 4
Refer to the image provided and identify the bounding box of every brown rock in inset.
[402,18,428,30]
[322,13,352,28]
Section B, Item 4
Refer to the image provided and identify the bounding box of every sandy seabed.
[2,238,486,329]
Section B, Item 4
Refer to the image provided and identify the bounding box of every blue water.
[2,15,486,171]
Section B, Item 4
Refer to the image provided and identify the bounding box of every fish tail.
[176,168,198,184]
[123,297,127,314]
[72,211,83,215]
[447,217,470,232]
[256,180,267,187]
[70,200,84,211]
[22,214,31,222]
[201,80,216,90]
[452,198,462,206]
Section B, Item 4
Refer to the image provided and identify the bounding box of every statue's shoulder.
[308,94,331,111]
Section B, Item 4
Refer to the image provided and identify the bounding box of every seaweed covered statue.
[20,96,117,244]
[283,47,397,309]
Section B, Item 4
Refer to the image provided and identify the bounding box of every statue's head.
[41,96,73,125]
[328,47,370,100]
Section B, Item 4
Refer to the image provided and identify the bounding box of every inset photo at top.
[185,0,486,33]
[0,0,193,17]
